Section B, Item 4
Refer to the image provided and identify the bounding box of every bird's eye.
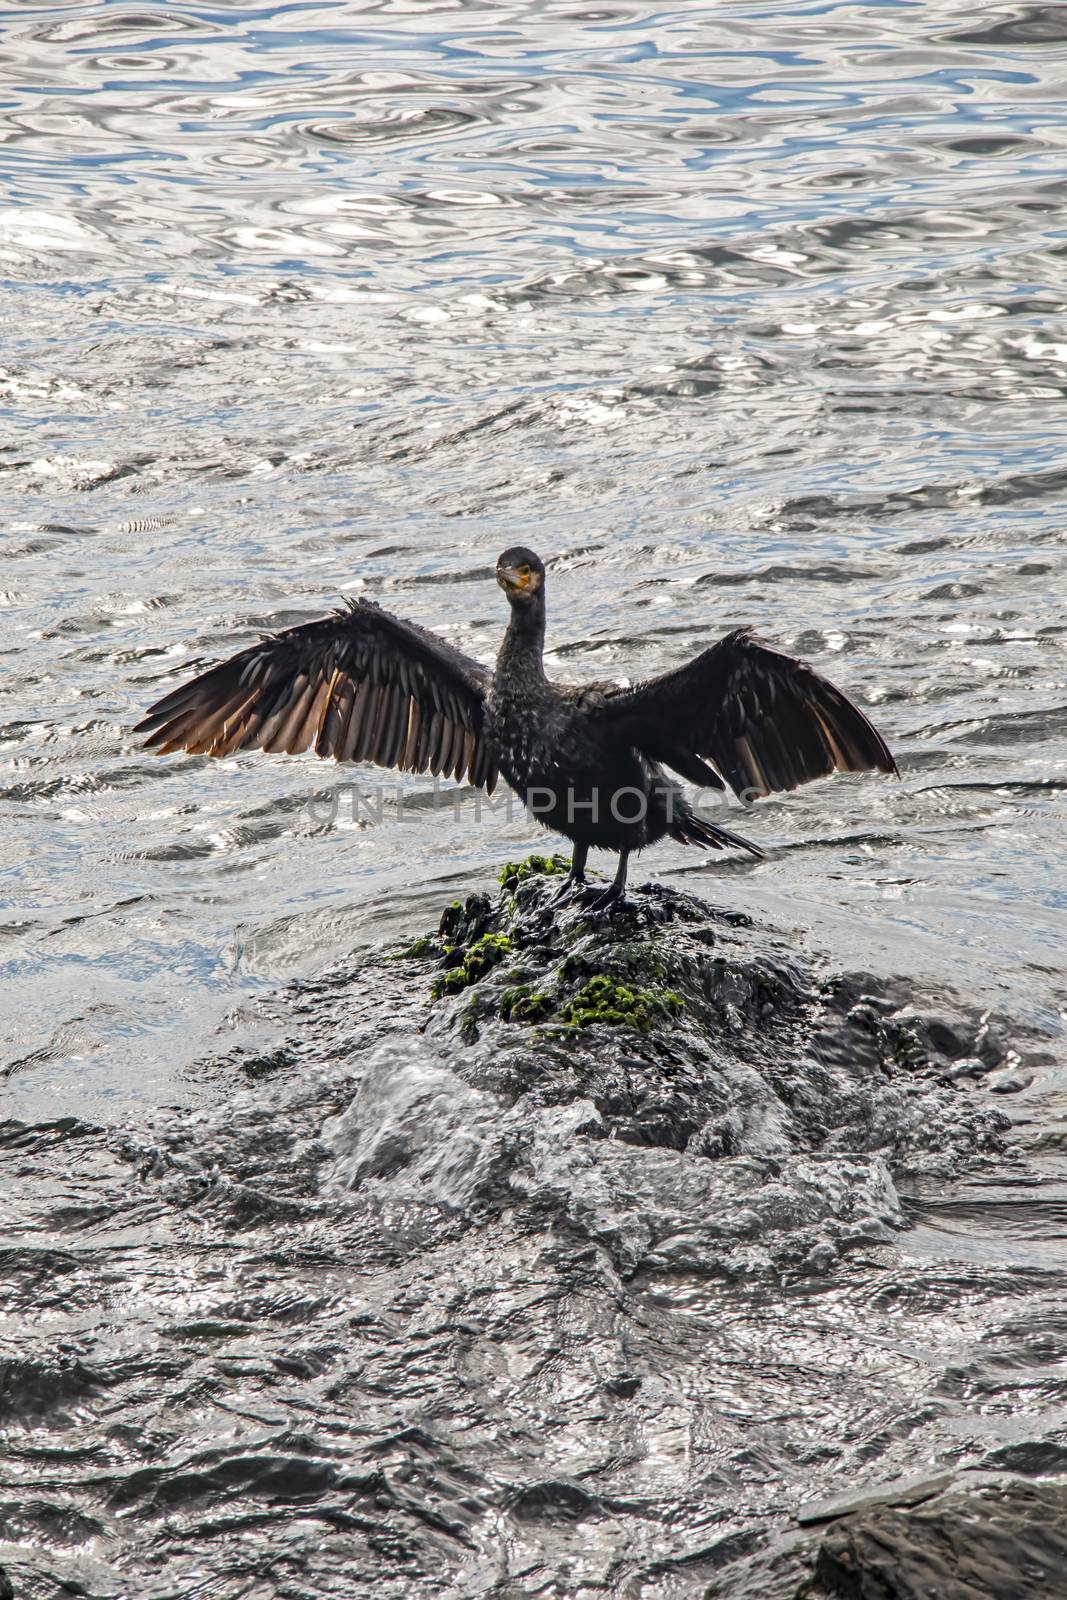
[519,565,530,577]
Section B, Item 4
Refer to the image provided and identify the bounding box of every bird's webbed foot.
[578,881,632,918]
[551,872,586,905]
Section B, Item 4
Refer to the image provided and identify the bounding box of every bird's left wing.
[135,598,498,790]
[597,627,897,799]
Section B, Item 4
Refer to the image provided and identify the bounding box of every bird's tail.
[671,805,764,859]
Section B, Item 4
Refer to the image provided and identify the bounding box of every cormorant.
[136,547,897,906]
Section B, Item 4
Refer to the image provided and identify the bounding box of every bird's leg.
[552,842,589,903]
[583,850,630,914]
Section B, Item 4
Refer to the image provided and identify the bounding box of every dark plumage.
[136,546,897,906]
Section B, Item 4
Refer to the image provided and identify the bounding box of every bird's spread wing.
[135,598,499,790]
[597,627,897,799]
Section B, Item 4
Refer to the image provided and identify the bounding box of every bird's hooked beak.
[497,563,533,597]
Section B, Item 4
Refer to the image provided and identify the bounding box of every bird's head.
[496,546,545,605]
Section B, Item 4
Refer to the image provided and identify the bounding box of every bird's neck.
[497,597,546,682]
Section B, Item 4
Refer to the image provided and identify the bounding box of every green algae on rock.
[425,856,695,1038]
[557,975,683,1034]
[498,983,554,1024]
[431,931,512,999]
[498,852,570,891]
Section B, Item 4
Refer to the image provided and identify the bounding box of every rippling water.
[2,0,1065,1105]
[2,2,1067,1594]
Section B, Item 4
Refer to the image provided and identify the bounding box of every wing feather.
[461,728,477,784]
[264,676,315,754]
[358,684,386,763]
[316,671,353,758]
[444,717,465,781]
[422,713,436,774]
[345,676,373,762]
[400,698,420,771]
[382,686,407,769]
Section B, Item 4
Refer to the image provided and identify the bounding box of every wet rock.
[509,1479,601,1523]
[327,1036,902,1273]
[319,860,1012,1280]
[980,1439,1067,1475]
[803,1478,1067,1600]
[985,1067,1034,1094]
[797,1470,956,1526]
[398,859,1007,1180]
[325,1041,903,1276]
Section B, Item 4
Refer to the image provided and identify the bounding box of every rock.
[804,1478,1067,1599]
[323,1042,903,1277]
[985,1067,1035,1094]
[980,1440,1067,1475]
[319,858,1011,1280]
[399,858,1007,1179]
[797,1470,956,1526]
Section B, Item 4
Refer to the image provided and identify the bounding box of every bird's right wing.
[135,597,499,790]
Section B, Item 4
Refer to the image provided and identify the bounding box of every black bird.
[136,546,897,907]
